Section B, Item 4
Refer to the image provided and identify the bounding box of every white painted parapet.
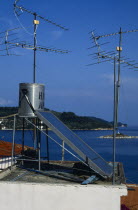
[0,157,12,170]
[0,182,127,210]
[0,157,17,170]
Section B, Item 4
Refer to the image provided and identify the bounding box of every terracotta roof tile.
[0,140,31,156]
[121,185,138,210]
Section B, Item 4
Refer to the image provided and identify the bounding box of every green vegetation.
[0,107,113,130]
[0,107,18,117]
[58,112,112,129]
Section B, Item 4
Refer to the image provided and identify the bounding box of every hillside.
[57,112,112,129]
[0,107,112,130]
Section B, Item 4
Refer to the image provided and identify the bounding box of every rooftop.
[0,140,32,156]
[0,160,125,185]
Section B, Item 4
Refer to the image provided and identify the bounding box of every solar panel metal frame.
[35,111,113,178]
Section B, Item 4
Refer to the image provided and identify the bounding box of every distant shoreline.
[0,128,114,131]
[99,133,138,139]
[72,128,113,131]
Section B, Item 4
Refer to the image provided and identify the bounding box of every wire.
[14,9,34,36]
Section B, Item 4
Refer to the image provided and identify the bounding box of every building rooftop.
[0,160,125,185]
[121,184,138,209]
[0,140,31,156]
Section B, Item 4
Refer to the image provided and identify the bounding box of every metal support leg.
[11,115,16,168]
[62,140,65,161]
[113,57,117,185]
[33,118,37,149]
[46,125,49,163]
[21,118,25,166]
[22,118,25,154]
[37,119,41,171]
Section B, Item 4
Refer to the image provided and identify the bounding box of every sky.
[0,0,138,125]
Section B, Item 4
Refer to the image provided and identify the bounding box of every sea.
[0,126,138,184]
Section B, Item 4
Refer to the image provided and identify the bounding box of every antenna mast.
[33,14,38,83]
[88,27,138,185]
[13,0,69,83]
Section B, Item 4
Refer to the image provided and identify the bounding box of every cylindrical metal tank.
[18,83,45,117]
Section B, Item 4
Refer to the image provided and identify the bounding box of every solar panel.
[35,111,113,178]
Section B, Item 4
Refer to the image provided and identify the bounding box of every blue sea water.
[0,127,138,184]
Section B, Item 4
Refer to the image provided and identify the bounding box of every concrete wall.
[0,182,127,210]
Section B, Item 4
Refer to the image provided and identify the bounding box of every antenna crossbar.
[95,29,138,40]
[6,41,69,54]
[97,52,138,69]
[14,3,68,31]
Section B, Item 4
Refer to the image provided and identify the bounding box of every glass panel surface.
[36,111,112,176]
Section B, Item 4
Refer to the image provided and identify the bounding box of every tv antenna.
[88,28,138,124]
[13,0,69,83]
[0,27,22,56]
[87,27,138,185]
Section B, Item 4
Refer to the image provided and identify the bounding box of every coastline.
[0,128,114,131]
[98,135,138,139]
[72,128,113,131]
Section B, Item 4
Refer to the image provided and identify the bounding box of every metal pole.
[22,118,25,154]
[21,118,25,166]
[46,125,49,163]
[113,57,117,185]
[33,13,37,83]
[11,115,16,168]
[62,140,65,161]
[116,27,122,129]
[33,118,37,149]
[37,119,41,170]
[118,27,122,84]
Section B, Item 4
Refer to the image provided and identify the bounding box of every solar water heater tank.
[18,83,45,117]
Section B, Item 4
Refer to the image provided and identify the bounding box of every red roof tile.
[0,140,31,156]
[121,185,138,210]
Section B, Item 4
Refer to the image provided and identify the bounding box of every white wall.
[0,182,127,210]
[0,157,17,170]
[0,157,12,169]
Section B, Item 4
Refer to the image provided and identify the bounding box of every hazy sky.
[1,0,138,125]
